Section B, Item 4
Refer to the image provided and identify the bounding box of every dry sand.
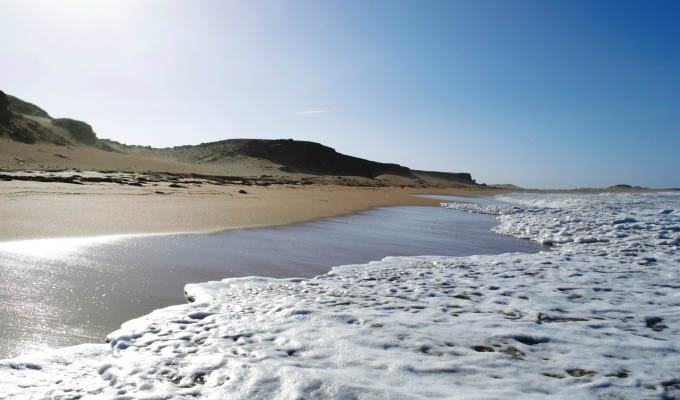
[0,140,502,241]
[0,172,503,241]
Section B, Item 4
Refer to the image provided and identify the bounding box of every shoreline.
[2,192,677,398]
[2,168,670,242]
[0,172,508,241]
[0,194,541,361]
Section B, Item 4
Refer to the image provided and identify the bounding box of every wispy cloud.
[297,110,332,115]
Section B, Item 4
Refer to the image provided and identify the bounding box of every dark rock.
[238,189,247,194]
[662,379,680,391]
[0,90,11,125]
[413,170,477,185]
[500,346,525,360]
[513,335,549,346]
[542,372,565,379]
[606,369,629,378]
[645,316,667,331]
[566,369,596,377]
[182,139,417,179]
[537,313,588,323]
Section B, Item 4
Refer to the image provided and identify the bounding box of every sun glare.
[0,235,129,259]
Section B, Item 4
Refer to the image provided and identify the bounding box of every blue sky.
[1,0,678,188]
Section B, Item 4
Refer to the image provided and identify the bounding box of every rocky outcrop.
[236,140,413,178]
[414,170,477,185]
[183,139,415,179]
[0,90,11,125]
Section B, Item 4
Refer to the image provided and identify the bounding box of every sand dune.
[1,91,479,188]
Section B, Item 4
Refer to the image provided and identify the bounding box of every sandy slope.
[0,138,285,176]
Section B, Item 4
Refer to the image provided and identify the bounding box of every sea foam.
[1,192,678,399]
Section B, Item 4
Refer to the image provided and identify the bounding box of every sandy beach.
[2,2,677,397]
[0,170,505,241]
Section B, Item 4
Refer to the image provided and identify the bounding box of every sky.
[1,0,678,189]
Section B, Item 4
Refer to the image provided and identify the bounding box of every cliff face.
[414,170,477,185]
[257,140,413,178]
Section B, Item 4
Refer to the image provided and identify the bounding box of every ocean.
[0,200,540,359]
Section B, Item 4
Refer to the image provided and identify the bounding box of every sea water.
[4,192,676,398]
[0,203,540,359]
